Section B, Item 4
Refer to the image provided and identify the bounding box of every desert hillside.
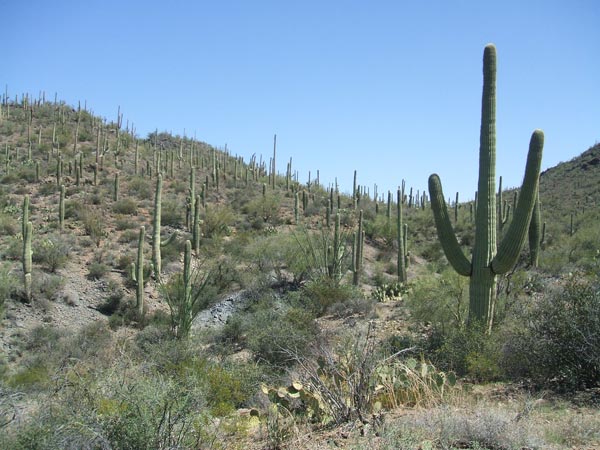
[0,93,598,449]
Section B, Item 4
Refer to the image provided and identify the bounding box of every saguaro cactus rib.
[428,44,543,330]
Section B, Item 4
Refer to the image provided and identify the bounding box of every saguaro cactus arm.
[491,130,544,274]
[428,175,472,276]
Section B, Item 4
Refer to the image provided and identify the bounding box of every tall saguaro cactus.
[152,174,177,280]
[22,196,32,302]
[428,44,544,331]
[397,189,407,282]
[130,226,145,317]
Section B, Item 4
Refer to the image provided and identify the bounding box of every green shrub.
[118,228,139,244]
[33,233,72,272]
[203,205,234,238]
[0,264,17,315]
[32,272,65,301]
[112,198,138,215]
[80,209,106,245]
[115,215,138,230]
[63,199,84,220]
[243,193,282,224]
[126,176,153,200]
[160,196,183,227]
[88,262,109,280]
[300,279,363,316]
[501,276,600,391]
[406,268,469,332]
[243,232,308,286]
[2,236,22,260]
[160,266,216,339]
[97,285,125,316]
[0,212,17,235]
[423,324,502,381]
[246,303,318,367]
[364,214,396,245]
[6,363,51,390]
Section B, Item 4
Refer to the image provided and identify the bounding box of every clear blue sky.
[3,1,599,201]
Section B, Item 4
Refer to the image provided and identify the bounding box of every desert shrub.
[293,225,351,286]
[160,265,216,339]
[229,188,256,211]
[338,208,357,228]
[107,298,143,329]
[2,236,22,260]
[80,209,106,245]
[170,178,188,194]
[116,253,133,271]
[90,370,207,449]
[423,324,503,381]
[420,240,444,262]
[407,269,469,333]
[5,326,64,390]
[501,276,600,391]
[375,405,542,450]
[0,211,17,235]
[63,199,84,220]
[33,233,73,272]
[158,233,185,264]
[126,176,153,200]
[217,314,245,347]
[0,172,20,185]
[243,232,308,286]
[203,204,234,238]
[246,303,318,368]
[87,262,109,280]
[299,278,364,316]
[112,198,138,215]
[406,270,503,380]
[115,215,137,230]
[15,164,37,183]
[96,284,125,316]
[327,297,374,318]
[118,228,139,244]
[243,193,282,225]
[364,214,396,245]
[0,264,17,315]
[160,196,184,227]
[209,256,242,292]
[32,272,64,301]
[5,363,52,390]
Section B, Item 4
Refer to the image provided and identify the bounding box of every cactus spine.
[428,44,543,330]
